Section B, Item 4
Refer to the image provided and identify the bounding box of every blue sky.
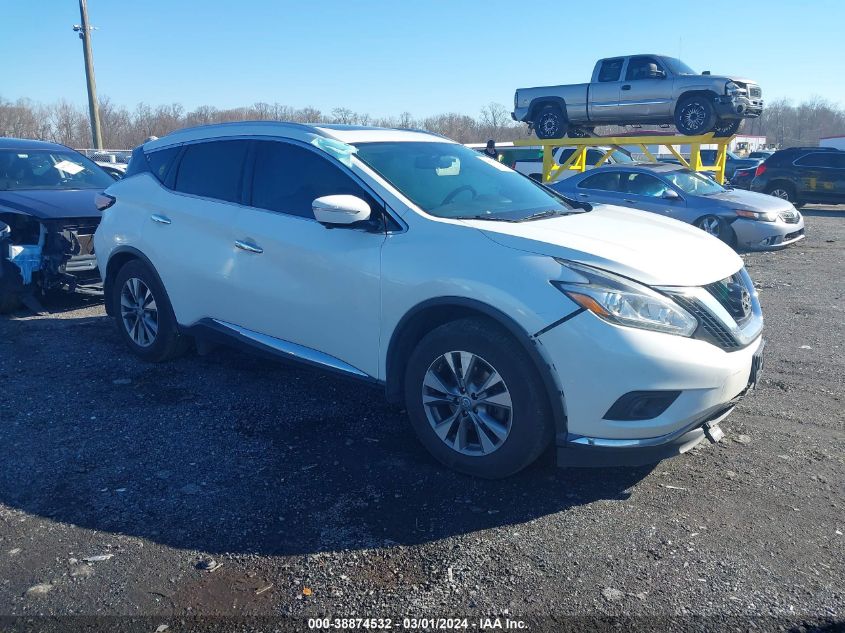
[3,0,843,118]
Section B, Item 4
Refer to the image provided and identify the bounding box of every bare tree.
[2,94,842,150]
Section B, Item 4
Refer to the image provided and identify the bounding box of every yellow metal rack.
[512,133,735,185]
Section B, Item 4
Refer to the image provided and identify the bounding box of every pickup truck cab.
[513,55,763,139]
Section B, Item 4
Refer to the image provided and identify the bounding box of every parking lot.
[0,209,843,629]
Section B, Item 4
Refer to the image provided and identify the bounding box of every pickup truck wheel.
[112,259,189,363]
[404,317,553,479]
[533,105,567,139]
[675,95,717,135]
[713,119,741,137]
[567,126,594,138]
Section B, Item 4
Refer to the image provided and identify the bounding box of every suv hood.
[0,189,102,220]
[463,204,743,287]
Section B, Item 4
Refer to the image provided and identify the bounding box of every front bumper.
[535,309,764,467]
[732,215,805,250]
[715,94,763,119]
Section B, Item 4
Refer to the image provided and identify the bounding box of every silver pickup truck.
[512,55,763,139]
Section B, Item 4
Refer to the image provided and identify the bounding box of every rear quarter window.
[146,147,180,184]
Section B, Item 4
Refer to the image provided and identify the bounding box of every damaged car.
[0,138,114,312]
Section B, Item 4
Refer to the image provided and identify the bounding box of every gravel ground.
[0,208,843,632]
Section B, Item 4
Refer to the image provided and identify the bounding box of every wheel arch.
[103,246,167,318]
[674,90,720,115]
[385,297,567,436]
[527,97,568,122]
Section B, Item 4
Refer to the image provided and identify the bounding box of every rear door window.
[597,59,624,82]
[578,171,623,191]
[173,140,250,203]
[795,152,837,168]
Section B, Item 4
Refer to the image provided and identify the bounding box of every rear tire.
[713,119,741,137]
[766,182,798,204]
[112,259,189,362]
[533,105,568,140]
[404,317,553,479]
[675,95,717,135]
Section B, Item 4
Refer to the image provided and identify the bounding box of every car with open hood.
[94,122,765,478]
[0,138,114,312]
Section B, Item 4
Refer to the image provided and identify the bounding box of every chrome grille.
[704,272,753,324]
[780,209,800,224]
[672,295,740,350]
[749,86,762,98]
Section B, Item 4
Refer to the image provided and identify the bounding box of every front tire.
[713,118,741,137]
[694,214,736,246]
[112,259,189,362]
[675,95,717,135]
[404,317,553,478]
[533,105,568,140]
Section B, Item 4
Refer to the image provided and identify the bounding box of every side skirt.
[186,318,383,387]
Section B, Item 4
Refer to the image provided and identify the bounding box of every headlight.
[552,261,698,337]
[735,209,777,222]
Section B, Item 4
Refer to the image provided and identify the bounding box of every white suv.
[94,122,765,478]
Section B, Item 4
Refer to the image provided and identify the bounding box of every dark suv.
[750,147,845,206]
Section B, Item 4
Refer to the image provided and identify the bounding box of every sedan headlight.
[735,209,777,222]
[726,81,746,96]
[553,261,698,337]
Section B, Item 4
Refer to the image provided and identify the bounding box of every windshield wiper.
[452,215,515,222]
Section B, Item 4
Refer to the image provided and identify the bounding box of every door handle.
[621,84,632,91]
[150,214,171,225]
[235,240,263,254]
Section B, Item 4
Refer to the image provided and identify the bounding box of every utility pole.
[74,0,103,149]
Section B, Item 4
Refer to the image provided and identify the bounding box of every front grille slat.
[672,295,740,350]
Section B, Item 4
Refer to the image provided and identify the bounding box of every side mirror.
[661,189,681,200]
[312,195,371,226]
[649,69,667,79]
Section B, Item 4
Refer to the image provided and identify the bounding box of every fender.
[385,296,568,439]
[526,97,569,123]
[103,245,167,318]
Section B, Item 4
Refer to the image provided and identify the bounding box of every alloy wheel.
[120,277,159,347]
[698,216,722,237]
[421,351,513,457]
[770,188,791,200]
[681,103,706,132]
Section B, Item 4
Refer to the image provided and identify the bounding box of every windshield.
[662,57,697,75]
[0,148,114,191]
[664,169,726,195]
[354,141,575,220]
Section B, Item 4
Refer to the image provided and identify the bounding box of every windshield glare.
[664,169,725,195]
[663,57,697,75]
[354,142,573,219]
[0,148,114,191]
